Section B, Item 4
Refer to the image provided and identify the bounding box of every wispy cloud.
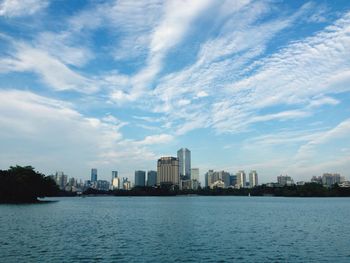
[0,0,48,17]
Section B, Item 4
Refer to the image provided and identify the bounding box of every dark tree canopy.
[0,165,59,203]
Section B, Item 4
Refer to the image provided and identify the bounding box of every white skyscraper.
[249,170,258,188]
[236,170,246,188]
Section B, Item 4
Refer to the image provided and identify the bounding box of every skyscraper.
[236,170,246,188]
[191,168,199,181]
[111,171,120,190]
[135,170,146,187]
[112,171,118,179]
[177,148,191,180]
[147,170,157,186]
[249,170,258,188]
[91,168,97,182]
[157,157,179,187]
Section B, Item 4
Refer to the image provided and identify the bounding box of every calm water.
[1,196,350,262]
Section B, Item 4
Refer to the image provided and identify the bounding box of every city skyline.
[1,1,350,183]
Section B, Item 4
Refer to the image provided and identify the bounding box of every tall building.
[55,171,67,190]
[236,170,246,188]
[112,177,120,190]
[205,170,214,188]
[205,170,230,189]
[91,168,97,182]
[277,175,294,186]
[249,170,258,188]
[191,168,199,181]
[112,171,118,179]
[322,173,341,187]
[230,174,237,186]
[177,148,191,180]
[147,170,157,186]
[122,177,131,190]
[135,170,146,187]
[157,157,179,187]
[191,168,200,190]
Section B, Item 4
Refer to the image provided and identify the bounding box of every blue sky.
[1,0,350,184]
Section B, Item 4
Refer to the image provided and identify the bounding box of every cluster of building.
[265,173,349,188]
[50,148,349,192]
[204,170,258,189]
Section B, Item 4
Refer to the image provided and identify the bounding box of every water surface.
[1,196,350,262]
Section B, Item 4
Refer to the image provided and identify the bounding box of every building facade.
[157,157,179,187]
[277,175,294,186]
[91,168,97,182]
[236,170,246,188]
[147,170,157,186]
[249,170,258,188]
[177,148,191,180]
[135,170,146,187]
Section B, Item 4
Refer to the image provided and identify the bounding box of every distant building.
[205,170,214,188]
[177,148,191,180]
[206,170,230,189]
[191,168,199,181]
[236,171,246,188]
[191,168,200,190]
[249,170,258,188]
[122,177,131,190]
[181,179,192,190]
[93,180,110,191]
[147,170,157,186]
[322,173,341,187]
[157,157,179,187]
[135,170,146,187]
[277,175,294,186]
[212,180,225,188]
[55,171,67,190]
[311,176,322,184]
[112,171,118,179]
[91,168,97,182]
[230,174,237,186]
[112,177,120,190]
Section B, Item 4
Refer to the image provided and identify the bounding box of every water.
[1,196,350,262]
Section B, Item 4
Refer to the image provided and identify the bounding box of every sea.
[0,196,350,262]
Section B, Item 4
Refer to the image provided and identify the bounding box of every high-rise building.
[55,171,67,190]
[91,168,97,182]
[122,177,131,190]
[277,175,294,186]
[322,173,341,187]
[230,174,237,186]
[191,168,199,181]
[177,148,191,180]
[191,168,200,190]
[147,170,157,186]
[205,170,214,188]
[135,170,146,187]
[249,170,258,188]
[112,177,120,190]
[157,157,179,187]
[236,170,246,188]
[112,171,118,179]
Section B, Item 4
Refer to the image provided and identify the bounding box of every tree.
[0,166,59,203]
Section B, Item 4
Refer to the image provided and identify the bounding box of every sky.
[1,0,350,184]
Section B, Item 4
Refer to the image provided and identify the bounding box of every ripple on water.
[1,196,350,262]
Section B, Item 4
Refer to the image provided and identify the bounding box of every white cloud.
[0,0,48,17]
[0,42,96,93]
[0,89,164,178]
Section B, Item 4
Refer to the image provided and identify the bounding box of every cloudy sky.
[1,0,350,183]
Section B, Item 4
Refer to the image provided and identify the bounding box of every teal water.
[0,196,350,262]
